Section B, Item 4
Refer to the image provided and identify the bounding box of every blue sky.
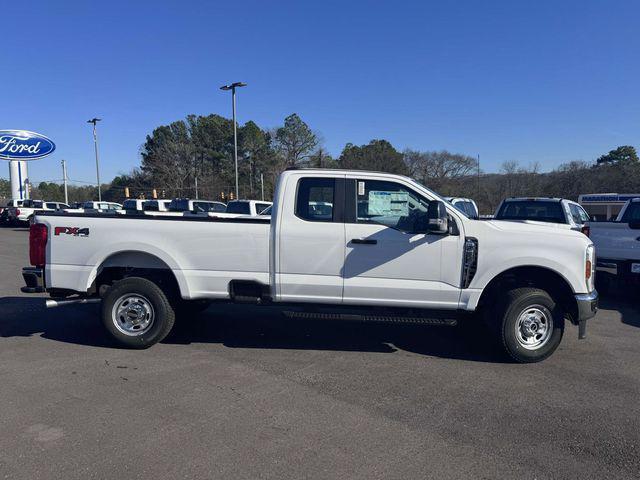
[2,0,639,185]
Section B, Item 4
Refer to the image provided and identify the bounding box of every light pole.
[61,159,69,205]
[260,172,264,201]
[220,82,247,199]
[87,117,102,201]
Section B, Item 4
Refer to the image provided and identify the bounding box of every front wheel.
[101,277,176,348]
[492,287,564,363]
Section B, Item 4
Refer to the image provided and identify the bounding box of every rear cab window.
[143,201,159,211]
[496,201,566,223]
[296,178,335,222]
[226,202,251,215]
[123,200,139,210]
[255,203,271,214]
[169,199,190,212]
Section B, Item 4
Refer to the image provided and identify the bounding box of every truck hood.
[481,219,582,239]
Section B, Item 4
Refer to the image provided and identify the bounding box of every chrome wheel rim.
[112,294,155,336]
[515,305,553,350]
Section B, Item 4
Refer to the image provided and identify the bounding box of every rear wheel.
[491,287,564,363]
[101,277,175,348]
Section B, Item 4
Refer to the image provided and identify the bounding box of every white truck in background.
[8,200,70,226]
[587,198,640,291]
[225,200,273,216]
[444,197,479,219]
[21,169,598,363]
[494,197,591,233]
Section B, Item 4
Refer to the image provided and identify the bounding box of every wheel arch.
[89,250,188,299]
[477,265,579,324]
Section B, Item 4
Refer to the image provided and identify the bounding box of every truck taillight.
[15,208,20,216]
[29,223,48,267]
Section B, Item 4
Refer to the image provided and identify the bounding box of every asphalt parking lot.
[1,227,639,479]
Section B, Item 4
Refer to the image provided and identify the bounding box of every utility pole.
[87,117,102,201]
[220,82,247,200]
[61,159,69,204]
[477,154,481,198]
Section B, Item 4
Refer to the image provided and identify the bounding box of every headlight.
[585,244,595,291]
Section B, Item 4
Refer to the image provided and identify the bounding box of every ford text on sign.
[0,130,56,160]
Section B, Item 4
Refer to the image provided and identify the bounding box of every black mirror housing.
[427,201,449,234]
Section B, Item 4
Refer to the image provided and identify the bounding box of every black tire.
[101,277,176,348]
[491,287,564,363]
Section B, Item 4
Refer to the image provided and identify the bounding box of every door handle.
[351,238,377,245]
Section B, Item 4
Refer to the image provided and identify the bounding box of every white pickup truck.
[21,169,598,362]
[587,198,640,291]
[494,197,591,233]
[225,200,273,216]
[8,200,70,225]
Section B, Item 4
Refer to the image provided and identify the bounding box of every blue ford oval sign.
[0,130,56,160]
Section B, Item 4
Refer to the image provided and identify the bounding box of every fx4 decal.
[54,226,90,237]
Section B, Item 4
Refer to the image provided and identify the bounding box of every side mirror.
[427,201,449,234]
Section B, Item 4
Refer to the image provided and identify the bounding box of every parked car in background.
[122,199,172,212]
[444,197,479,219]
[120,199,185,217]
[142,199,172,212]
[587,198,640,292]
[225,200,273,216]
[168,199,227,213]
[0,199,24,226]
[494,197,590,233]
[23,169,597,363]
[64,201,122,214]
[8,200,70,226]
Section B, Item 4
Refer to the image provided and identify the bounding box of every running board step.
[282,311,458,326]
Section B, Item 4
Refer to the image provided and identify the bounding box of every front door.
[343,178,463,309]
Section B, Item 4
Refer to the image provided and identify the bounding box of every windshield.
[620,203,640,223]
[496,201,565,223]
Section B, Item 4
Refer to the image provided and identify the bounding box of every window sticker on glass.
[358,181,365,196]
[368,191,409,216]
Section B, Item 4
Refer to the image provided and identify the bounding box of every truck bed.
[37,212,271,299]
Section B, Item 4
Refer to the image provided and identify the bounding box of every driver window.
[355,179,431,233]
